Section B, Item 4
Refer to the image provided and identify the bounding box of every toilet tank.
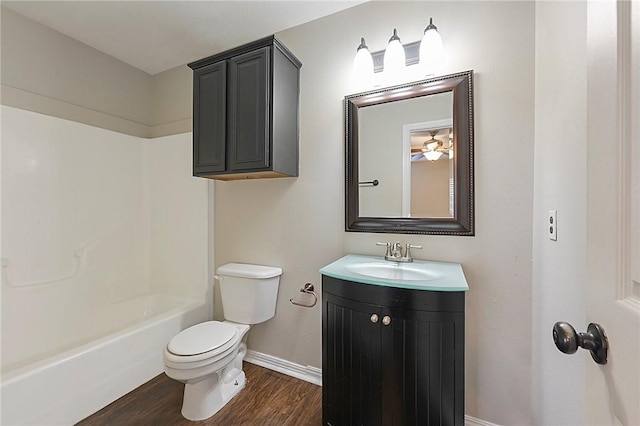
[216,263,282,324]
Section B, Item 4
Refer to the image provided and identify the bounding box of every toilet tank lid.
[217,263,282,279]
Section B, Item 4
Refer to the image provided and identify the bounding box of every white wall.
[532,2,587,424]
[0,7,193,138]
[0,8,152,137]
[214,2,536,424]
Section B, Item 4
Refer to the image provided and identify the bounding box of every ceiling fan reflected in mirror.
[411,128,453,162]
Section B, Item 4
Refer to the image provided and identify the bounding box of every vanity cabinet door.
[323,293,383,426]
[383,308,464,426]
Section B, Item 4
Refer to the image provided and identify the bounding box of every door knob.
[552,322,608,365]
[370,313,379,323]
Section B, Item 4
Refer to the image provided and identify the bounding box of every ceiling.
[2,1,364,75]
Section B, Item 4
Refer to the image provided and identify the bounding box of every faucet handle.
[404,244,423,261]
[376,242,392,258]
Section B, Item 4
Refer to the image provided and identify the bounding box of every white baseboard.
[244,350,322,386]
[245,350,499,426]
[465,415,501,426]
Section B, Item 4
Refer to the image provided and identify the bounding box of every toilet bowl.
[163,321,250,421]
[162,263,281,421]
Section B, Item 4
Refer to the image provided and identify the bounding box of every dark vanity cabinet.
[322,275,465,426]
[188,36,301,180]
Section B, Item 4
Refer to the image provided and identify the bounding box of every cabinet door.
[193,61,226,175]
[323,293,383,426]
[227,47,270,171]
[383,309,465,426]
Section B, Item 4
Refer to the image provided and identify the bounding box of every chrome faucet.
[376,242,423,263]
[391,242,403,258]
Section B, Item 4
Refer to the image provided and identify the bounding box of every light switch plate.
[548,210,557,241]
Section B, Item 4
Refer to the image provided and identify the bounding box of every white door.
[586,0,640,424]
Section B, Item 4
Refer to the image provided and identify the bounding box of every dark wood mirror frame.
[345,70,474,235]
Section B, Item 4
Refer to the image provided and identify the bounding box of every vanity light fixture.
[419,18,445,76]
[353,37,374,86]
[383,29,406,81]
[352,18,445,85]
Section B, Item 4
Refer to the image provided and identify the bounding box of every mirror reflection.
[345,70,474,235]
[408,125,454,218]
[358,92,454,218]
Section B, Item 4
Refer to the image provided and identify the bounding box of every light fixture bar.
[371,40,421,73]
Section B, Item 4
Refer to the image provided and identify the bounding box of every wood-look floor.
[77,362,322,425]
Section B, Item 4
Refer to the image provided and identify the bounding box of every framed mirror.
[345,70,474,235]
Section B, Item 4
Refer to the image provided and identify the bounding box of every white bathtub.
[0,293,208,426]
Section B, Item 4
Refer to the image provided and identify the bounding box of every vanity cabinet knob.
[370,314,379,323]
[382,316,392,326]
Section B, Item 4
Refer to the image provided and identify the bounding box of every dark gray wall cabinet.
[322,275,465,426]
[189,36,301,180]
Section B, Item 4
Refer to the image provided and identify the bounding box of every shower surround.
[1,106,209,425]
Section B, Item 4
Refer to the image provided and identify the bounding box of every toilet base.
[181,366,246,421]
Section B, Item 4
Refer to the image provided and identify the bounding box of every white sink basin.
[320,254,469,292]
[346,262,441,281]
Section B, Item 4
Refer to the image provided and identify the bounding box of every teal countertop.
[319,254,469,292]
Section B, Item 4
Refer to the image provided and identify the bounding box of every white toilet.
[163,262,282,421]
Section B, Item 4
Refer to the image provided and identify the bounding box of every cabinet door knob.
[382,316,392,326]
[370,313,379,323]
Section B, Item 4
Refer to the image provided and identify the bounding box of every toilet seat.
[165,321,240,364]
[168,321,237,356]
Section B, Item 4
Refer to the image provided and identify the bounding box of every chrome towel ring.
[290,283,318,308]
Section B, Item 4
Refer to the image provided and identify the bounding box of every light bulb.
[424,151,443,161]
[419,18,444,76]
[383,29,406,83]
[353,37,374,88]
